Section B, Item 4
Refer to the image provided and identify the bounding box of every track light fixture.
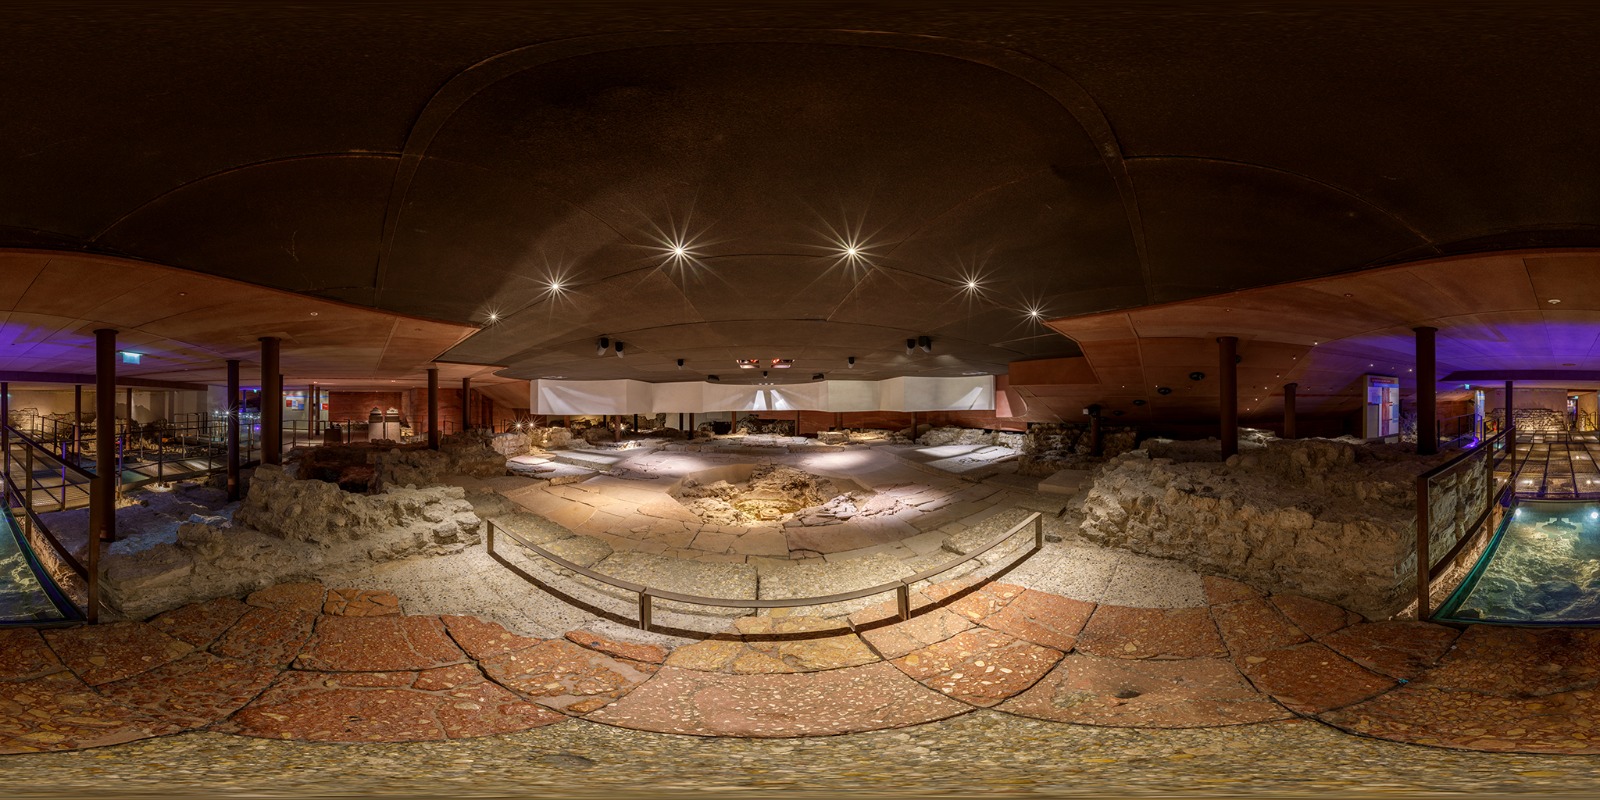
[906,338,916,355]
[676,358,685,369]
[918,335,932,353]
[596,336,610,356]
[615,341,625,358]
[812,373,824,381]
[707,375,720,382]
[847,356,856,368]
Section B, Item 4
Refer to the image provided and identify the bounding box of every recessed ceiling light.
[1549,298,1562,304]
[672,245,687,259]
[486,312,500,322]
[309,312,318,316]
[844,245,859,258]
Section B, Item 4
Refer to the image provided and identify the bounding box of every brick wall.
[327,391,408,426]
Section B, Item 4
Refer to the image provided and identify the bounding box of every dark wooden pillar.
[259,337,281,465]
[1283,382,1298,439]
[226,360,241,501]
[1,382,9,490]
[308,382,319,435]
[93,329,117,543]
[73,384,82,461]
[427,368,440,449]
[461,377,472,431]
[1415,326,1437,456]
[125,386,133,427]
[1218,336,1239,459]
[1505,380,1514,434]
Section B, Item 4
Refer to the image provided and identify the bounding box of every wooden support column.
[1218,336,1239,459]
[1506,379,1516,475]
[427,368,440,450]
[1415,326,1438,456]
[308,382,319,435]
[125,387,133,428]
[93,329,117,543]
[1,382,9,489]
[1283,382,1298,439]
[461,377,472,431]
[73,385,82,461]
[226,360,241,501]
[259,337,282,465]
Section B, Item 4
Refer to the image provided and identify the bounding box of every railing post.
[1416,473,1432,620]
[638,591,653,632]
[1034,512,1044,548]
[896,583,911,620]
[23,445,33,520]
[486,519,495,552]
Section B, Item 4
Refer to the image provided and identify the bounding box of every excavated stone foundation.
[1079,438,1482,619]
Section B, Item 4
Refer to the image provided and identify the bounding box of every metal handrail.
[1415,424,1512,619]
[488,511,1044,632]
[0,428,97,623]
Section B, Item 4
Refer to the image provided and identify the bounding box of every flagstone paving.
[14,571,1600,758]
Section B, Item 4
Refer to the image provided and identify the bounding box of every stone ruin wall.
[1487,408,1567,434]
[1079,438,1483,619]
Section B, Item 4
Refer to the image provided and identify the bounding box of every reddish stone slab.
[854,607,975,660]
[943,582,1025,624]
[147,597,251,649]
[1414,626,1600,697]
[1320,621,1459,681]
[566,629,668,665]
[1203,575,1263,605]
[95,651,278,728]
[246,582,327,613]
[210,606,316,667]
[230,671,445,742]
[587,662,969,737]
[1210,597,1307,658]
[893,627,1061,707]
[434,675,567,738]
[294,615,466,672]
[323,588,401,617]
[1075,606,1227,659]
[1242,642,1395,714]
[1001,654,1289,728]
[482,638,657,715]
[442,615,543,661]
[0,671,179,753]
[1270,593,1362,638]
[0,628,64,682]
[1325,685,1600,754]
[979,590,1094,652]
[42,621,193,686]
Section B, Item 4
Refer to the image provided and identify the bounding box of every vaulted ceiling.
[7,3,1600,386]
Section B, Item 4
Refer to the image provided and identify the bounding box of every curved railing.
[488,512,1044,632]
[1415,425,1512,619]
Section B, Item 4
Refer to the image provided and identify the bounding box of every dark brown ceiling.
[7,2,1600,385]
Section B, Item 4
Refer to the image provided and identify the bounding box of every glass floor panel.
[1437,500,1600,625]
[0,508,80,625]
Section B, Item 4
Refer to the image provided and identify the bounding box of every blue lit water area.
[1439,500,1600,624]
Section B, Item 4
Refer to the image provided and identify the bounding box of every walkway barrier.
[488,511,1045,632]
[1415,424,1512,619]
[2,423,97,622]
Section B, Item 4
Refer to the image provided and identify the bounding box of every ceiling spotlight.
[597,336,610,356]
[707,375,720,382]
[762,370,769,378]
[1189,371,1206,381]
[615,341,625,358]
[847,356,856,368]
[547,280,563,293]
[812,373,825,381]
[485,312,500,323]
[1156,386,1172,395]
[844,245,859,258]
[918,335,932,353]
[1549,298,1562,305]
[672,245,687,259]
[676,358,685,369]
[906,338,917,355]
[965,279,979,290]
[1026,308,1043,319]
